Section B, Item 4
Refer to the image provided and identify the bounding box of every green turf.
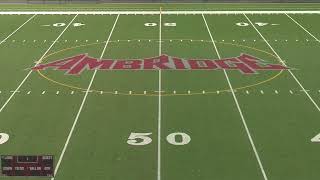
[0,5,320,180]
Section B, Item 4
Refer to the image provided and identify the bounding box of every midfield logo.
[32,54,288,75]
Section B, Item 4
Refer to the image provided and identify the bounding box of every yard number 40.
[127,132,191,146]
[0,133,9,145]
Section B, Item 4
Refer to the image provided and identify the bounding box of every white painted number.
[144,22,176,27]
[0,133,9,145]
[236,22,249,26]
[166,132,191,145]
[236,22,271,27]
[144,23,157,27]
[72,23,85,27]
[164,23,176,27]
[255,22,269,27]
[311,133,320,143]
[53,23,66,27]
[128,132,190,146]
[127,132,152,145]
[45,22,85,27]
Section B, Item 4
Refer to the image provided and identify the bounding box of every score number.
[127,132,191,146]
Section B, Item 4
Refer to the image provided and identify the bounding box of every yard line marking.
[290,90,293,94]
[244,14,320,112]
[286,13,320,43]
[203,14,268,180]
[0,14,78,113]
[157,7,162,180]
[52,14,120,180]
[41,91,46,94]
[0,14,36,45]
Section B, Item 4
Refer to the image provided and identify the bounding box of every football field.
[1,3,320,180]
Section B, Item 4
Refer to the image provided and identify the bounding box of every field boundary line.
[157,7,162,180]
[202,13,269,180]
[0,14,78,113]
[285,14,320,43]
[1,10,320,15]
[52,14,120,180]
[0,14,36,45]
[244,13,320,112]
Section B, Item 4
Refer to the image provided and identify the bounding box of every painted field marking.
[52,14,120,180]
[157,7,162,180]
[202,14,269,180]
[286,14,320,43]
[0,14,36,45]
[0,14,78,113]
[244,14,320,112]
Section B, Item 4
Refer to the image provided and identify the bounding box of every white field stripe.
[52,14,120,180]
[202,14,268,180]
[244,14,320,112]
[285,14,320,43]
[0,14,78,113]
[1,11,320,15]
[0,14,36,45]
[157,8,162,180]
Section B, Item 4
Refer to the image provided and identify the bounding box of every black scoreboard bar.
[1,155,54,177]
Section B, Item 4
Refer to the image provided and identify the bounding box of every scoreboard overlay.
[0,155,54,177]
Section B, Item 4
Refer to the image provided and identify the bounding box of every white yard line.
[202,14,268,180]
[157,7,162,180]
[1,10,320,15]
[244,14,320,112]
[0,14,36,45]
[285,14,320,43]
[52,14,120,180]
[0,14,78,113]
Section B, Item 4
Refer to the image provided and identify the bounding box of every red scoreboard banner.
[1,155,54,177]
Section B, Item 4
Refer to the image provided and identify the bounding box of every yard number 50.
[127,132,191,146]
[0,133,9,145]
